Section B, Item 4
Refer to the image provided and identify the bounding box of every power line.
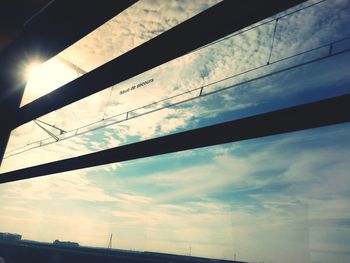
[26,121,35,145]
[102,85,115,120]
[57,55,87,75]
[3,0,346,158]
[33,120,59,142]
[35,119,66,135]
[267,18,279,65]
[4,35,350,159]
[5,36,350,157]
[189,0,328,55]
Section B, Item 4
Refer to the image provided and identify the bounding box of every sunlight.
[24,61,42,81]
[21,57,79,106]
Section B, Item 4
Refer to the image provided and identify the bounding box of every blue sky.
[1,0,350,262]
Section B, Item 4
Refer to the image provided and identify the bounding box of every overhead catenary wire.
[57,55,87,76]
[26,121,35,145]
[5,36,350,157]
[102,85,115,120]
[267,18,279,65]
[35,118,66,135]
[33,120,59,142]
[4,35,350,159]
[2,94,349,183]
[189,0,327,55]
[3,0,344,158]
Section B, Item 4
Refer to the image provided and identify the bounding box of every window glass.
[20,0,222,106]
[2,0,350,172]
[1,123,350,263]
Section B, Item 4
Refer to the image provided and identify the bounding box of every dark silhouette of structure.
[53,239,79,247]
[108,234,113,249]
[0,233,21,242]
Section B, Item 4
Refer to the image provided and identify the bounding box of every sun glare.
[21,58,79,106]
[25,61,42,81]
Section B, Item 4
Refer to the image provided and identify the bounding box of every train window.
[1,123,350,262]
[2,0,350,172]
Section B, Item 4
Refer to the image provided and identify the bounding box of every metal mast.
[108,234,113,249]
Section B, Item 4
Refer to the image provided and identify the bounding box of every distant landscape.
[0,232,245,263]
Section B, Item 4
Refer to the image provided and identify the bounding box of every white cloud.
[273,0,350,60]
[6,0,350,172]
[63,0,222,72]
[1,1,350,262]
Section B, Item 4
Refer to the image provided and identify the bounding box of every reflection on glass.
[20,56,83,106]
[20,0,221,106]
[3,0,350,171]
[3,48,350,172]
[1,123,350,263]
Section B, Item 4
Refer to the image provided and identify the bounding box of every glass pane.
[20,0,222,106]
[3,51,350,172]
[3,0,350,171]
[1,123,350,263]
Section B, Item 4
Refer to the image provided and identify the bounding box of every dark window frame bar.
[1,94,349,184]
[0,0,138,164]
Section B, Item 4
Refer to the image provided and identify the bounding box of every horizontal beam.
[1,94,349,184]
[14,0,307,129]
[0,0,137,72]
[0,0,138,111]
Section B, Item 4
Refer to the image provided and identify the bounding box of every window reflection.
[1,123,350,262]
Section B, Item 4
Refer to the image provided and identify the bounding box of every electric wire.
[102,85,115,120]
[4,35,350,159]
[3,0,345,158]
[267,19,279,65]
[190,0,327,55]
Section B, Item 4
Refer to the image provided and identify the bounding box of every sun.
[21,57,79,106]
[24,61,42,81]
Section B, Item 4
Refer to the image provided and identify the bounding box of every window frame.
[3,0,348,184]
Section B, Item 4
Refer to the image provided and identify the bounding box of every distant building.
[53,239,79,247]
[0,232,22,242]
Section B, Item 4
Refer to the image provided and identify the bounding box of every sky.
[1,0,350,262]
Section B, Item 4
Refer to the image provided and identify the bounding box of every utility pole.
[108,234,113,249]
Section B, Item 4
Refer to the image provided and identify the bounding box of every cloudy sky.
[1,0,350,262]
